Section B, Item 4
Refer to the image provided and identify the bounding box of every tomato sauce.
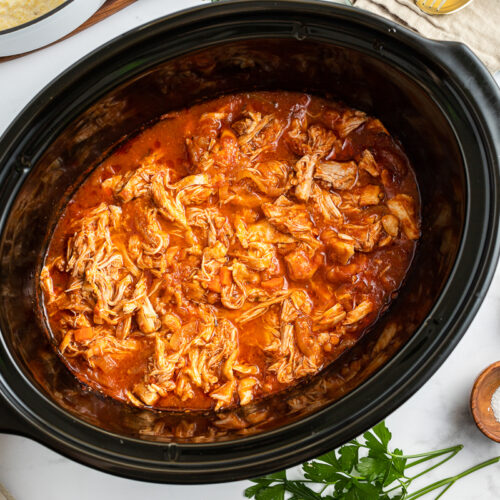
[42,92,420,411]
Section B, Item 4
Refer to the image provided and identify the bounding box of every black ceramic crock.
[0,0,499,484]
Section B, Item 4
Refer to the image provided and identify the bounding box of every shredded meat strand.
[42,91,420,411]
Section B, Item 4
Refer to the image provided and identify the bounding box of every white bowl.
[0,0,106,57]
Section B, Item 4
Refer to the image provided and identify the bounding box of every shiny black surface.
[0,0,499,483]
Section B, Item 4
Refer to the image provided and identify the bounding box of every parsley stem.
[405,456,500,499]
[357,443,462,462]
[386,449,462,496]
[246,423,499,500]
[406,447,462,481]
[397,445,463,463]
[434,482,454,499]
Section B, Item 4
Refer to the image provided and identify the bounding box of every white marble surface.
[0,1,499,499]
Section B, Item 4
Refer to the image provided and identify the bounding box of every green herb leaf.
[284,481,324,500]
[316,449,340,467]
[267,470,286,480]
[372,421,392,449]
[352,479,382,500]
[363,429,387,456]
[255,484,285,500]
[245,479,276,498]
[357,456,389,479]
[339,445,358,473]
[303,461,341,482]
[245,420,500,499]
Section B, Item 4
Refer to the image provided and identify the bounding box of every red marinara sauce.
[41,92,420,411]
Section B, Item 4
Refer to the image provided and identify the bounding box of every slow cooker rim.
[0,0,499,483]
[2,0,499,172]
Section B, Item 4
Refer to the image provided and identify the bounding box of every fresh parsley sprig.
[245,421,500,499]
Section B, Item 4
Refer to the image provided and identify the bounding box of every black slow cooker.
[0,0,499,484]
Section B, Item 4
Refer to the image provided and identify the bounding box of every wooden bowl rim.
[470,361,500,443]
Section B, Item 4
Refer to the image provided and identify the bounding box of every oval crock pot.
[0,0,499,484]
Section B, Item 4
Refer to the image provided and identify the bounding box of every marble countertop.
[1,1,499,498]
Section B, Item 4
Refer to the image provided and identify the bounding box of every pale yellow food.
[0,0,65,31]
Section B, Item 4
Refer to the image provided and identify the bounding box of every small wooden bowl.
[471,361,500,443]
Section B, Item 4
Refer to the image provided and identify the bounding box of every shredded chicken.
[314,160,358,190]
[294,154,318,201]
[233,110,285,160]
[387,194,420,240]
[359,149,379,177]
[237,160,290,196]
[335,110,368,137]
[42,91,420,412]
[311,183,343,221]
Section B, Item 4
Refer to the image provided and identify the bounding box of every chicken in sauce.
[41,92,420,411]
